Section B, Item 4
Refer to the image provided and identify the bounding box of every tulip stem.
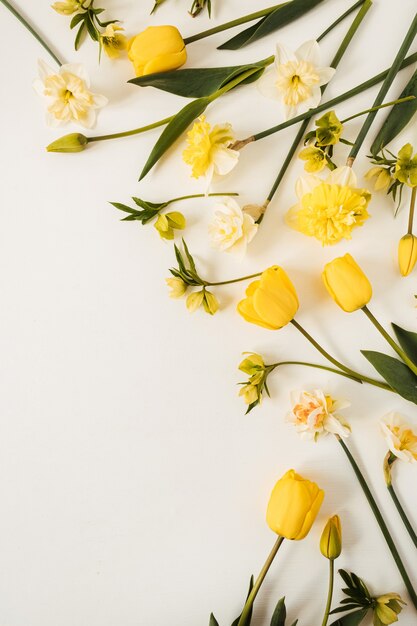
[88,116,174,142]
[290,319,393,392]
[207,272,262,287]
[336,436,417,609]
[0,0,63,66]
[321,559,335,626]
[268,361,385,385]
[387,483,417,550]
[237,536,285,626]
[408,187,416,234]
[362,306,417,377]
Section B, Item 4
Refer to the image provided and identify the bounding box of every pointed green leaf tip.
[270,597,286,626]
[392,322,417,366]
[209,614,220,626]
[361,350,417,404]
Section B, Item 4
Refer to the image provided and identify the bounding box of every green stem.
[249,52,417,143]
[0,0,63,66]
[337,436,417,609]
[266,0,372,202]
[408,187,417,234]
[88,116,174,142]
[167,192,238,206]
[237,536,284,626]
[291,319,393,391]
[207,272,262,287]
[387,483,417,550]
[316,0,367,43]
[183,3,288,44]
[362,306,417,377]
[341,96,415,124]
[267,361,376,385]
[321,559,335,626]
[348,12,417,162]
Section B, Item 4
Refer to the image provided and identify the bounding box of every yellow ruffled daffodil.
[101,24,128,59]
[266,469,324,540]
[286,166,371,245]
[381,413,417,464]
[287,390,351,441]
[320,515,342,560]
[33,60,107,127]
[128,25,187,77]
[208,198,258,256]
[258,40,335,119]
[237,266,299,330]
[183,116,239,185]
[322,253,372,313]
[394,143,417,187]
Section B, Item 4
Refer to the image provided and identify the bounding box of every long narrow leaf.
[361,350,417,404]
[392,323,417,365]
[329,608,369,626]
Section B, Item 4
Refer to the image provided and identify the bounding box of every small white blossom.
[287,389,351,441]
[208,198,258,257]
[381,412,417,463]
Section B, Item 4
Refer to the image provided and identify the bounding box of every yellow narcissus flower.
[380,413,417,464]
[394,143,417,187]
[166,277,187,298]
[208,198,258,256]
[266,469,324,540]
[286,166,371,245]
[239,383,259,406]
[365,166,393,191]
[398,233,417,276]
[287,390,351,441]
[322,253,372,313]
[237,266,299,330]
[298,146,327,173]
[128,25,187,77]
[51,0,81,15]
[374,594,406,626]
[320,515,342,560]
[101,24,128,59]
[183,116,239,184]
[258,40,335,119]
[154,212,186,240]
[33,60,107,128]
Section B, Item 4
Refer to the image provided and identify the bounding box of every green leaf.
[129,61,269,98]
[370,69,417,155]
[218,0,324,50]
[85,10,99,41]
[230,576,254,626]
[392,323,417,366]
[209,614,220,626]
[139,96,211,180]
[70,12,85,29]
[329,608,369,626]
[74,21,86,50]
[361,350,417,404]
[270,597,286,626]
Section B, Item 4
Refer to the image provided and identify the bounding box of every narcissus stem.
[88,116,174,142]
[0,0,63,66]
[387,482,417,550]
[321,559,335,626]
[408,187,417,234]
[237,536,284,626]
[337,436,417,609]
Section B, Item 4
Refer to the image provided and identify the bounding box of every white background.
[1,1,417,625]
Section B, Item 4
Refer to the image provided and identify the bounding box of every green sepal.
[230,576,254,626]
[209,614,220,626]
[361,350,417,404]
[270,597,286,626]
[329,608,369,626]
[218,0,323,50]
[129,60,269,98]
[370,69,417,155]
[392,323,417,366]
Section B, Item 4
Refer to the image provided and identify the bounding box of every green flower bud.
[46,133,88,153]
[320,515,342,560]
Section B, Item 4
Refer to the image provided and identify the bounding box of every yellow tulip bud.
[266,469,324,540]
[398,234,417,277]
[320,515,342,560]
[128,26,187,77]
[46,133,88,153]
[237,266,299,330]
[322,253,372,313]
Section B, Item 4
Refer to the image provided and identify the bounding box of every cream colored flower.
[51,0,81,15]
[166,277,187,298]
[381,412,417,463]
[208,198,258,256]
[33,60,108,128]
[183,116,239,185]
[286,166,371,245]
[287,389,351,441]
[258,40,335,119]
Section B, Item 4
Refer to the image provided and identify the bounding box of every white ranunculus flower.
[381,412,417,463]
[287,389,351,441]
[259,40,336,120]
[33,60,108,128]
[208,198,258,256]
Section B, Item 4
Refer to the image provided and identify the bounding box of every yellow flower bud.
[398,233,417,277]
[186,290,204,313]
[266,469,324,540]
[46,133,88,153]
[299,146,327,173]
[239,383,259,405]
[127,26,187,77]
[364,166,392,191]
[166,277,187,298]
[203,290,219,316]
[237,266,299,330]
[320,515,342,560]
[239,353,265,375]
[322,253,372,313]
[51,0,81,15]
[374,593,405,626]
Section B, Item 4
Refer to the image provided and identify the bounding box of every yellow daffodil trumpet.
[128,26,187,77]
[322,253,372,312]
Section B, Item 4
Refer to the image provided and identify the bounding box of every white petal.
[92,93,108,109]
[317,66,336,87]
[295,40,320,65]
[275,42,296,66]
[61,63,90,85]
[213,146,239,176]
[33,78,46,96]
[258,67,281,101]
[325,414,350,437]
[327,165,357,187]
[37,59,55,81]
[295,174,321,199]
[283,103,297,120]
[78,107,97,129]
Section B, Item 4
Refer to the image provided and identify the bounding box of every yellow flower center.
[276,60,320,106]
[391,426,417,458]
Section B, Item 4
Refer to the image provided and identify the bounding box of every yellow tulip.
[237,266,299,330]
[128,26,187,77]
[398,234,417,277]
[266,469,324,540]
[322,253,372,313]
[320,515,342,560]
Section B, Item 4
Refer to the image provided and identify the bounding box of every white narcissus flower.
[259,40,336,119]
[287,389,351,441]
[208,198,258,256]
[381,412,417,463]
[33,60,108,128]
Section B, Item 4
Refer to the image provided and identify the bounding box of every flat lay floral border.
[2,1,417,625]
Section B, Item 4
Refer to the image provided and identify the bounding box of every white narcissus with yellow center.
[258,40,336,119]
[287,389,351,441]
[381,412,417,463]
[208,198,258,257]
[33,60,108,128]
